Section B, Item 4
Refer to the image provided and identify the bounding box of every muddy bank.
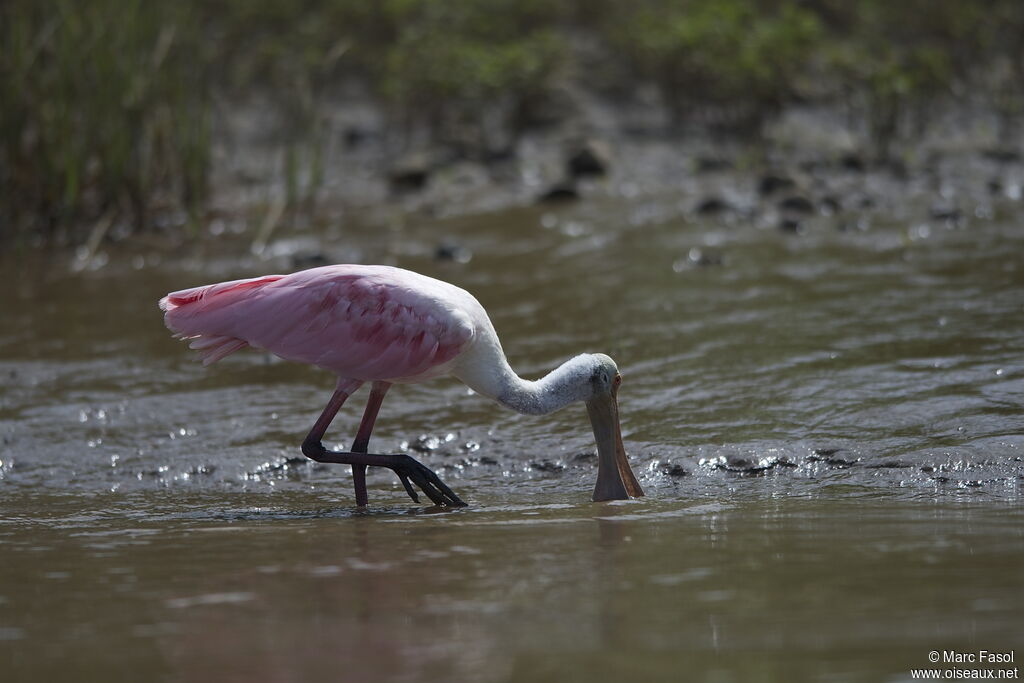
[199,89,1024,258]
[11,0,1024,248]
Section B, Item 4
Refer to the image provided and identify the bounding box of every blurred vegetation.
[1,0,210,245]
[3,0,1024,245]
[603,0,823,132]
[815,0,1010,160]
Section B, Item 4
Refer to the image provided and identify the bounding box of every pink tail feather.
[195,337,249,365]
[159,274,284,312]
[161,274,283,364]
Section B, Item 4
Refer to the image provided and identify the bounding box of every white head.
[487,352,645,502]
[543,353,621,403]
[578,354,645,502]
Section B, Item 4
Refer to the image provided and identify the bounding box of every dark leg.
[300,381,465,507]
[301,380,362,458]
[350,381,391,507]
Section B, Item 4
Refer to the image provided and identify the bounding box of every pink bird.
[160,264,644,506]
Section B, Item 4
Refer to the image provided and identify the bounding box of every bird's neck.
[497,372,582,416]
[456,348,591,416]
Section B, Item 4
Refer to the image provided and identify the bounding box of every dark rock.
[715,456,792,474]
[758,173,796,196]
[434,240,472,263]
[807,450,857,468]
[567,140,610,178]
[481,146,516,165]
[388,152,436,193]
[839,153,866,172]
[538,180,579,203]
[290,252,330,270]
[826,458,856,468]
[929,205,962,223]
[778,195,815,214]
[660,463,689,477]
[981,148,1021,163]
[343,127,377,149]
[695,156,733,173]
[685,247,724,267]
[409,434,444,453]
[719,456,754,471]
[389,168,429,193]
[531,460,565,473]
[248,457,312,477]
[695,197,732,215]
[987,178,1003,195]
[778,217,803,233]
[820,195,841,214]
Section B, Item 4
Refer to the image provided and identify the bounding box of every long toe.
[422,467,466,507]
[390,455,465,507]
[396,472,421,503]
[412,461,466,507]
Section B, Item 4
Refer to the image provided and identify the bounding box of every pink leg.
[301,379,363,453]
[300,379,464,507]
[350,381,391,507]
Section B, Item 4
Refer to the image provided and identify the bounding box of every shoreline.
[40,96,1023,265]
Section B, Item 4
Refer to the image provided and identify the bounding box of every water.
[1,192,1022,681]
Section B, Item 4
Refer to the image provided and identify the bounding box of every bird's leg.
[301,382,465,507]
[350,381,391,507]
[301,380,361,461]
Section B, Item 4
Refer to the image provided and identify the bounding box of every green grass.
[2,0,1023,245]
[0,0,210,244]
[603,0,823,132]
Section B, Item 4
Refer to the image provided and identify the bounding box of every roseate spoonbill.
[159,265,644,507]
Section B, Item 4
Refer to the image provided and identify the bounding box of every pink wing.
[160,266,475,381]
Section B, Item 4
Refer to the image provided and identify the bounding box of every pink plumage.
[160,265,477,382]
[159,263,643,507]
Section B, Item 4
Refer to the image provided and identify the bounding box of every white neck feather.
[496,365,590,415]
[455,347,598,416]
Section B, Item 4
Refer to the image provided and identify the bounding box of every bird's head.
[581,354,645,502]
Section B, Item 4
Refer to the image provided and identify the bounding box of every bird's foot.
[300,442,465,507]
[385,453,466,508]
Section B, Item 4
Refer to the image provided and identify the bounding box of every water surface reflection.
[1,201,1022,680]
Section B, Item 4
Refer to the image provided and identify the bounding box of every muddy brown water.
[1,194,1022,681]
